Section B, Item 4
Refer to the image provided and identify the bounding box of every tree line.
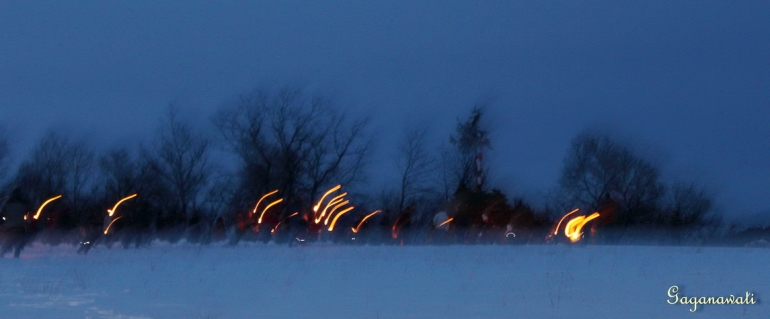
[0,86,720,245]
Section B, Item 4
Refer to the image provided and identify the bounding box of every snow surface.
[0,242,767,318]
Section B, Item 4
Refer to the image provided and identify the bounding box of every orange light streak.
[314,193,347,224]
[252,190,279,219]
[437,217,454,228]
[104,216,123,234]
[271,212,299,233]
[107,194,137,217]
[564,212,600,242]
[392,216,401,239]
[257,198,284,224]
[324,200,350,225]
[553,208,580,235]
[313,185,341,213]
[328,206,354,231]
[34,195,62,220]
[351,210,381,233]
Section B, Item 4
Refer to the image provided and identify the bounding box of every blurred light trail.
[272,212,299,233]
[34,195,62,220]
[553,208,580,235]
[437,217,454,228]
[328,206,354,231]
[107,194,137,217]
[351,210,381,233]
[564,212,600,243]
[104,216,123,234]
[251,190,279,219]
[392,212,409,239]
[315,193,347,224]
[313,185,341,213]
[258,198,284,224]
[324,200,350,225]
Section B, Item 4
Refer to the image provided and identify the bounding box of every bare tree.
[99,148,139,200]
[393,126,434,212]
[66,141,96,216]
[148,106,213,222]
[450,106,491,193]
[15,133,95,201]
[269,89,322,205]
[305,106,371,203]
[12,132,96,223]
[438,145,457,201]
[213,86,371,214]
[14,133,69,200]
[560,132,664,224]
[212,91,274,203]
[665,182,716,227]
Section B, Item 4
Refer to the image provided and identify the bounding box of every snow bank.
[0,243,767,318]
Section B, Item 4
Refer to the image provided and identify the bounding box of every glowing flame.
[328,206,354,231]
[313,185,341,213]
[564,212,600,243]
[315,193,347,224]
[107,194,137,217]
[553,208,580,235]
[34,195,62,220]
[272,212,299,233]
[351,210,381,233]
[257,198,284,224]
[251,190,279,219]
[437,217,454,228]
[324,200,350,225]
[104,216,123,234]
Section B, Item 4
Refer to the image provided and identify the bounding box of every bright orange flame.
[351,210,381,233]
[252,190,279,219]
[328,206,354,231]
[324,200,350,225]
[271,212,299,233]
[34,195,62,220]
[553,208,580,235]
[564,212,600,242]
[315,193,347,224]
[257,198,284,224]
[313,185,341,213]
[107,194,137,217]
[104,216,123,234]
[437,217,454,228]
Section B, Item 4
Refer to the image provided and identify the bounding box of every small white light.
[506,232,516,238]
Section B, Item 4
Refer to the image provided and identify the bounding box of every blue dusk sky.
[0,1,768,224]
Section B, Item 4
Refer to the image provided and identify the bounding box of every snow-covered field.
[0,242,767,318]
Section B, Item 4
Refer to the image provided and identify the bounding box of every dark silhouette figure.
[1,188,32,258]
